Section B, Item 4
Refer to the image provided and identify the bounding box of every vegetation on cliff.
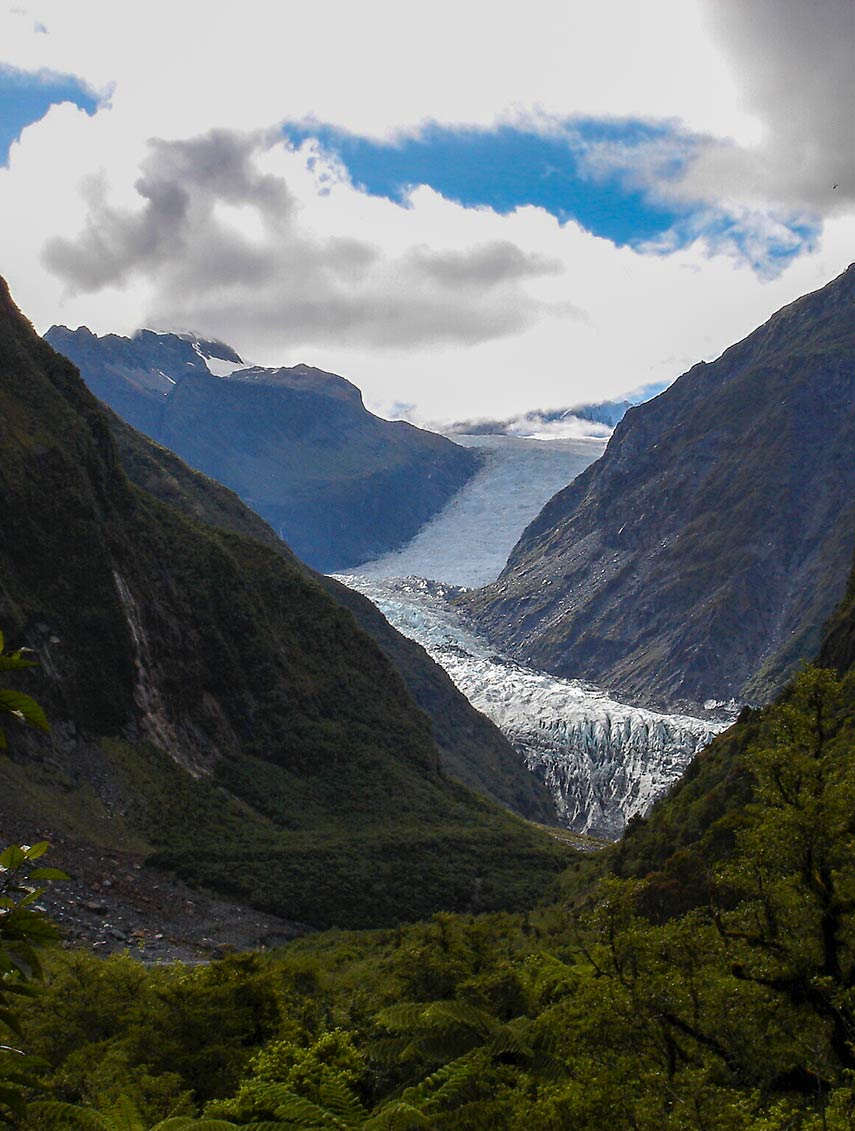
[0,277,568,929]
[7,660,855,1129]
[8,553,855,1127]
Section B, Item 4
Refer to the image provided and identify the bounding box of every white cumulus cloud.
[0,0,852,421]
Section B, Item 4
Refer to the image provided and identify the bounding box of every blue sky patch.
[652,208,823,277]
[0,65,100,165]
[282,119,820,274]
[283,119,696,248]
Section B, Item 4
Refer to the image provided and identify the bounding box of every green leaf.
[365,1103,430,1131]
[0,1083,26,1118]
[0,689,49,732]
[28,867,70,882]
[26,1102,107,1129]
[0,1010,22,1038]
[0,646,37,669]
[374,1003,428,1032]
[318,1078,368,1126]
[269,1090,343,1127]
[0,847,25,872]
[155,1122,244,1131]
[241,1124,309,1131]
[17,889,47,908]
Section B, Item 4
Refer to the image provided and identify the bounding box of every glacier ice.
[336,434,725,839]
[336,574,723,839]
[353,434,606,587]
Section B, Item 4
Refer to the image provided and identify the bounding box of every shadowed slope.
[109,415,559,823]
[0,278,567,929]
[44,325,479,571]
[463,265,855,711]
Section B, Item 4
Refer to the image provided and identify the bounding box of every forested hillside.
[5,264,855,1125]
[109,413,559,822]
[0,276,568,933]
[9,643,855,1128]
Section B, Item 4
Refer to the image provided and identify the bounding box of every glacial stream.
[337,434,724,839]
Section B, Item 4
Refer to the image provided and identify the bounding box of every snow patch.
[204,356,249,378]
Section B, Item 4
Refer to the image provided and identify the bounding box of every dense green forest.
[3,660,855,1129]
[3,278,855,1127]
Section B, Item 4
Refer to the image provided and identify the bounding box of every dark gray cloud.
[44,130,293,290]
[689,0,855,212]
[42,129,571,350]
[407,243,562,288]
[566,2,853,274]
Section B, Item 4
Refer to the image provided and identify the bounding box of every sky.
[0,1,853,424]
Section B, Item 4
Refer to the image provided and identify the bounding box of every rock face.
[0,278,566,930]
[109,413,559,825]
[462,265,855,711]
[43,326,479,571]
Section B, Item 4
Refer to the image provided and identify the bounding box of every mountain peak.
[230,362,363,406]
[174,331,243,365]
[43,321,479,570]
[462,266,855,712]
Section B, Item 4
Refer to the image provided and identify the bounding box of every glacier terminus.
[337,434,724,839]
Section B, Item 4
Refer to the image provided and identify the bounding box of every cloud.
[0,1,853,423]
[545,1,855,273]
[43,130,293,290]
[638,205,822,280]
[689,0,855,213]
[406,243,562,290]
[42,129,571,350]
[0,1,752,142]
[442,409,613,441]
[0,62,101,164]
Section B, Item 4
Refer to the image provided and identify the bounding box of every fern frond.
[27,1101,109,1129]
[374,1003,428,1032]
[269,1089,348,1128]
[368,1036,417,1065]
[421,1001,494,1038]
[486,1018,533,1060]
[318,1078,368,1126]
[154,1120,249,1131]
[401,1051,480,1110]
[364,1101,431,1130]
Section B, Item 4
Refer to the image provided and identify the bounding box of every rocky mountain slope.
[109,414,558,824]
[0,278,568,930]
[43,326,479,571]
[463,265,855,711]
[612,535,855,919]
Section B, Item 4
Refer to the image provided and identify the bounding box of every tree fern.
[31,1101,296,1130]
[317,1079,368,1126]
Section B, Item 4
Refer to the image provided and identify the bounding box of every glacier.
[337,434,726,839]
[353,434,605,587]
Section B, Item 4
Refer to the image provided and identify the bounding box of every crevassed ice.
[336,573,722,839]
[336,434,724,839]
